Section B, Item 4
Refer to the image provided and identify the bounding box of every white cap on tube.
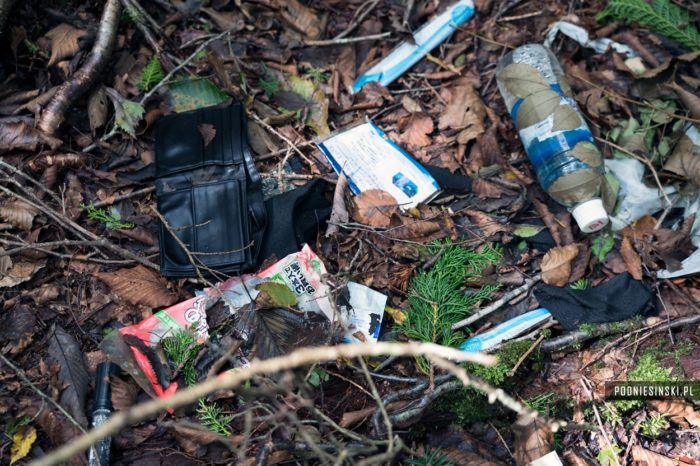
[571,198,609,233]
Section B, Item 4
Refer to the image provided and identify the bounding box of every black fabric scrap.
[423,164,472,194]
[534,272,657,330]
[257,179,332,265]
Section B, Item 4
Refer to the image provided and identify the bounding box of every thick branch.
[29,342,495,466]
[37,0,121,135]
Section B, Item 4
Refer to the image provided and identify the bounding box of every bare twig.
[38,0,121,135]
[90,186,155,208]
[29,342,494,466]
[248,112,317,170]
[507,333,545,376]
[334,0,380,39]
[452,274,541,330]
[305,32,390,46]
[595,137,672,207]
[580,377,621,466]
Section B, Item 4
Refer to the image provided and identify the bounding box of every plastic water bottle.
[496,44,609,233]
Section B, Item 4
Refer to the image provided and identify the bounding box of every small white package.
[317,122,440,209]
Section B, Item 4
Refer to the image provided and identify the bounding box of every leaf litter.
[1,0,700,464]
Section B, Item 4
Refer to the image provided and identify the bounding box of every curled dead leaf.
[465,208,507,237]
[0,120,62,153]
[0,200,39,230]
[663,129,700,187]
[647,399,700,428]
[197,123,216,147]
[353,190,398,228]
[96,264,178,308]
[88,86,109,134]
[0,260,45,288]
[620,236,642,280]
[541,244,579,286]
[43,23,88,66]
[631,444,694,466]
[275,0,327,39]
[438,79,486,145]
[400,113,434,147]
[512,415,553,466]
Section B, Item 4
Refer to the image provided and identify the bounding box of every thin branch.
[305,32,390,46]
[452,274,541,330]
[248,112,317,170]
[334,0,380,39]
[29,342,494,466]
[38,0,121,135]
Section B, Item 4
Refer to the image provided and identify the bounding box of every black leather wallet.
[155,102,266,277]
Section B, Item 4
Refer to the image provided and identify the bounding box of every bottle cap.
[571,198,608,233]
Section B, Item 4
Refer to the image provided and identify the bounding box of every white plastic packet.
[544,21,637,58]
[352,0,475,92]
[317,121,440,208]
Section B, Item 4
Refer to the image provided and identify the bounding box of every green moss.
[435,340,543,424]
[614,351,675,412]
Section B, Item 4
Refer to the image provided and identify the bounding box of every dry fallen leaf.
[0,120,62,153]
[400,113,434,147]
[465,208,507,237]
[647,400,700,428]
[541,244,579,286]
[274,0,326,39]
[620,235,643,280]
[87,86,109,134]
[198,123,217,147]
[44,23,88,66]
[0,247,12,276]
[96,264,178,308]
[0,260,45,288]
[0,200,39,230]
[325,172,349,237]
[438,78,486,145]
[663,129,700,187]
[512,415,553,466]
[631,444,694,466]
[353,190,398,228]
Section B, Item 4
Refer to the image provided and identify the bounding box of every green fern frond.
[400,240,501,355]
[161,325,201,386]
[197,399,234,436]
[597,0,700,51]
[137,56,165,91]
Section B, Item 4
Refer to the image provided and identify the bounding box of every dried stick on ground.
[452,274,541,330]
[38,0,121,135]
[30,342,495,466]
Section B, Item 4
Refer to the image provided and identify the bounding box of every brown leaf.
[353,189,398,227]
[400,95,423,113]
[34,406,85,466]
[0,304,37,354]
[275,0,326,39]
[465,208,507,237]
[0,120,62,152]
[439,78,485,145]
[512,415,553,466]
[666,81,700,121]
[620,235,643,280]
[647,400,700,428]
[110,375,140,411]
[95,265,178,308]
[442,448,506,466]
[200,7,245,32]
[631,445,694,465]
[0,260,45,288]
[44,23,88,66]
[400,113,434,147]
[169,422,236,454]
[47,325,90,426]
[87,86,108,134]
[197,123,217,148]
[325,172,349,237]
[0,200,39,230]
[472,178,517,199]
[541,244,579,286]
[663,129,700,187]
[562,450,590,466]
